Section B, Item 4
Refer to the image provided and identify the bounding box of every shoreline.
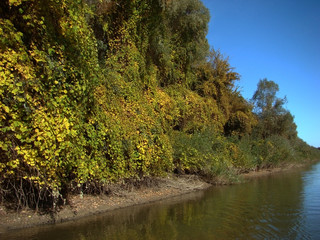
[0,161,315,233]
[0,174,211,233]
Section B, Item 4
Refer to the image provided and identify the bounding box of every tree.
[164,0,210,85]
[251,78,285,115]
[224,91,257,137]
[251,79,297,139]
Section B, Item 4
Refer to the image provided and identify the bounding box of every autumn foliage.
[1,0,319,210]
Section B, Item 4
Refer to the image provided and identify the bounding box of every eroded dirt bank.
[0,162,315,233]
[0,175,210,233]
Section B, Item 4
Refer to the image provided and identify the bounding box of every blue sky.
[202,0,320,147]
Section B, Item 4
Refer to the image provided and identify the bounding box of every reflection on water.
[301,163,320,239]
[3,162,320,240]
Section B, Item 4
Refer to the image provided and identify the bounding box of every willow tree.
[147,0,210,86]
[251,79,297,139]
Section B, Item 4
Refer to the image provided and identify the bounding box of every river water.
[3,162,320,240]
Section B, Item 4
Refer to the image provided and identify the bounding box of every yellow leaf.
[3,105,10,113]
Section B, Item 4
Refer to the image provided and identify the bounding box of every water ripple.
[2,162,320,240]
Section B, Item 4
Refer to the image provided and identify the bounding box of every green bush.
[171,128,234,177]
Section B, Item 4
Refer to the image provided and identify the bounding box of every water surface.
[3,162,320,239]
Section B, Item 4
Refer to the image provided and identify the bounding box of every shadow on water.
[3,162,320,240]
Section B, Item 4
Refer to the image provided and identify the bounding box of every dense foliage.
[1,0,319,210]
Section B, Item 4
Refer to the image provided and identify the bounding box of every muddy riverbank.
[0,161,315,233]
